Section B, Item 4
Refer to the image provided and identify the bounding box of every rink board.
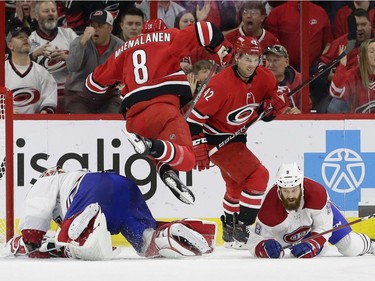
[2,118,375,244]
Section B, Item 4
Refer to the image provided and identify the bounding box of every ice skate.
[122,129,152,156]
[162,169,195,205]
[221,215,235,248]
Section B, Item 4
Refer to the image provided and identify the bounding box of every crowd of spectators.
[4,0,375,114]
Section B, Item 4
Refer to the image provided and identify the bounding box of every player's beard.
[280,191,302,211]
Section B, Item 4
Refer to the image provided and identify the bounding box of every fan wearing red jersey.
[247,163,375,259]
[85,20,232,205]
[186,36,288,249]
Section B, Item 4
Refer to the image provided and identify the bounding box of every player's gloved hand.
[206,39,233,67]
[255,239,284,258]
[192,133,210,171]
[4,231,49,259]
[257,100,276,122]
[290,236,325,258]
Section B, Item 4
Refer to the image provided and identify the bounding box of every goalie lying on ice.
[0,168,216,260]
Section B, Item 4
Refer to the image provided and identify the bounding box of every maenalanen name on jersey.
[115,33,171,58]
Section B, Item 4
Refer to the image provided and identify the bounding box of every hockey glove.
[257,100,276,122]
[290,235,325,258]
[206,39,233,67]
[192,134,210,171]
[255,239,283,258]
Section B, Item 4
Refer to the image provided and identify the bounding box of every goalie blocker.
[0,169,217,260]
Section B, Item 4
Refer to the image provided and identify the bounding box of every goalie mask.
[276,162,303,189]
[234,36,262,57]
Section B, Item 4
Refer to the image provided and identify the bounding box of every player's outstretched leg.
[158,163,195,205]
[123,130,153,156]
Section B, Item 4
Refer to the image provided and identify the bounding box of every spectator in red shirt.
[225,1,279,55]
[265,0,333,71]
[333,1,375,39]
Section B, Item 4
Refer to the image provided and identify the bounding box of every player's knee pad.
[143,220,215,258]
[56,203,116,260]
[335,232,372,257]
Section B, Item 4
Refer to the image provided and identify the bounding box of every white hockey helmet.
[276,162,303,189]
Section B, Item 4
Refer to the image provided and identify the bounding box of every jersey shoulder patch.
[303,178,328,210]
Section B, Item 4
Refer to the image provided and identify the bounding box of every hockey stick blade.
[282,213,375,250]
[287,14,357,99]
[184,63,218,119]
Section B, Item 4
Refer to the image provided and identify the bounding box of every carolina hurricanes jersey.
[187,65,278,138]
[5,60,57,113]
[86,21,224,110]
[225,27,280,52]
[19,171,86,232]
[247,178,333,256]
[330,64,375,113]
[29,27,78,95]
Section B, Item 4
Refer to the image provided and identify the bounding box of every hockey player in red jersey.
[85,20,232,205]
[186,36,288,249]
[247,163,375,258]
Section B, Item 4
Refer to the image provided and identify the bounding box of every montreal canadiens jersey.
[29,27,78,94]
[86,21,223,109]
[187,65,278,136]
[247,178,333,256]
[5,60,57,113]
[19,171,86,232]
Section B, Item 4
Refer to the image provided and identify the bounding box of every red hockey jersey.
[85,21,224,110]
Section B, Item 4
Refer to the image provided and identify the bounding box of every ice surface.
[0,246,374,281]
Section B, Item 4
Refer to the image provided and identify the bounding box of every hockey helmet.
[276,162,303,189]
[234,36,262,56]
[142,19,168,34]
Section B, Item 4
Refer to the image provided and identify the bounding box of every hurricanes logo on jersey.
[40,52,68,73]
[226,104,258,125]
[12,87,41,107]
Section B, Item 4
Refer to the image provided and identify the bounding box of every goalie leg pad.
[56,203,116,260]
[144,221,213,258]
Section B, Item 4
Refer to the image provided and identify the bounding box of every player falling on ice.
[0,167,216,260]
[247,162,375,258]
[85,19,232,205]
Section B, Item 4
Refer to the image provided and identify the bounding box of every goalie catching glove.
[192,133,210,171]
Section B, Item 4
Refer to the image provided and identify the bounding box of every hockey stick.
[282,213,375,250]
[208,106,273,157]
[183,63,219,119]
[287,14,357,99]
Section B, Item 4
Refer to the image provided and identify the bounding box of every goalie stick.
[207,15,357,157]
[282,213,375,250]
[287,14,357,99]
[183,63,219,119]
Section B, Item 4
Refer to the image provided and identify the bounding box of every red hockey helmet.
[142,19,168,33]
[234,36,262,56]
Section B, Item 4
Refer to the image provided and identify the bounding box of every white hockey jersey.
[247,178,333,256]
[5,59,58,113]
[29,27,78,95]
[19,171,86,233]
